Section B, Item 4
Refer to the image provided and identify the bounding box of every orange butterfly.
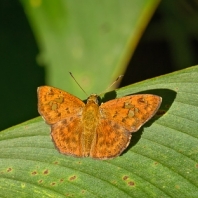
[37,86,162,160]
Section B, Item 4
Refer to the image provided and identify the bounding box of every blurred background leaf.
[0,66,198,197]
[20,0,160,95]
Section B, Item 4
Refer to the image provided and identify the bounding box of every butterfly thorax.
[81,94,100,156]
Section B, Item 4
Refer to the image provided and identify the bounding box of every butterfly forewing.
[100,94,162,132]
[37,86,85,124]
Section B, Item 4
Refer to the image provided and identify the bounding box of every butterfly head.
[87,94,99,105]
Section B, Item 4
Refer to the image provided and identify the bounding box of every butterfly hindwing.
[90,119,131,159]
[51,117,84,157]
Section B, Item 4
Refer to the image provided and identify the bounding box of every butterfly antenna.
[104,75,124,92]
[69,72,88,96]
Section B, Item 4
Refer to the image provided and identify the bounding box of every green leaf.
[1,66,198,197]
[20,0,160,97]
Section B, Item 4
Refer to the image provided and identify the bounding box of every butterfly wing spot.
[137,97,147,104]
[112,111,119,118]
[51,103,58,111]
[124,102,134,109]
[54,96,64,103]
[47,96,65,111]
[65,107,71,114]
[69,117,74,121]
[128,109,135,118]
[61,119,67,125]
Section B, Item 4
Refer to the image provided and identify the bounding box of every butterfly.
[37,86,162,160]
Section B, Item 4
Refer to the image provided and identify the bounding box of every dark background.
[1,1,198,131]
